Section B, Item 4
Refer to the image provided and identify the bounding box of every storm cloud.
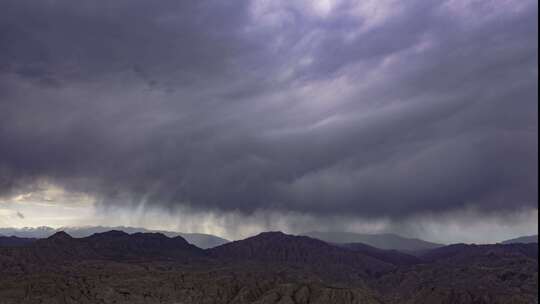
[0,0,537,227]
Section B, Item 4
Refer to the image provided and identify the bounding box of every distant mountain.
[61,226,230,249]
[339,242,424,266]
[208,231,395,279]
[501,235,538,244]
[171,233,229,249]
[0,226,229,249]
[304,231,443,252]
[0,226,56,238]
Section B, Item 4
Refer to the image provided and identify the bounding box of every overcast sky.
[0,0,537,243]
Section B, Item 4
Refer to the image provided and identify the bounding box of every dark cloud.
[0,0,537,222]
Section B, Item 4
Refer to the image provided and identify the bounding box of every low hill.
[208,231,395,279]
[501,235,538,244]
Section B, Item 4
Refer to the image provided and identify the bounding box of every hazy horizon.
[0,223,537,245]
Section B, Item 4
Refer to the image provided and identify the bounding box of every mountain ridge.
[303,231,444,252]
[0,226,229,249]
[24,230,207,262]
[209,231,398,280]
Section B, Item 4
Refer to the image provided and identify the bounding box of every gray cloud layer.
[0,0,537,221]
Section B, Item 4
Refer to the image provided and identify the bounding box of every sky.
[0,0,537,243]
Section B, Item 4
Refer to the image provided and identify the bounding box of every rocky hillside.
[375,243,539,304]
[208,231,394,279]
[0,230,206,265]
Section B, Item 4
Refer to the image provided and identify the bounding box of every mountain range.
[0,226,229,249]
[1,226,535,251]
[0,230,537,303]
